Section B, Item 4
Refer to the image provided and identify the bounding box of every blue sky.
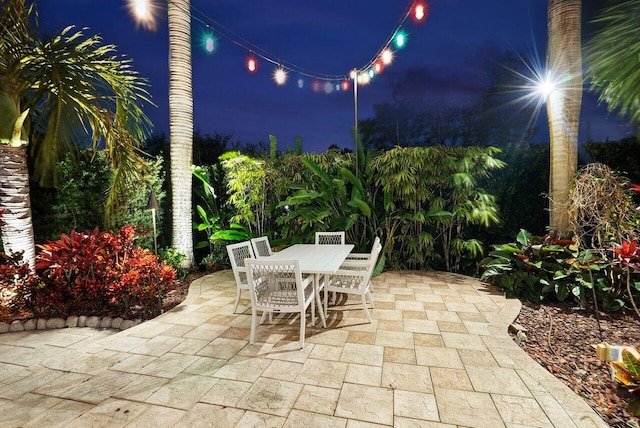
[38,0,633,153]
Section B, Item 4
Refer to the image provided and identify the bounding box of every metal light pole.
[352,68,359,178]
[146,189,160,256]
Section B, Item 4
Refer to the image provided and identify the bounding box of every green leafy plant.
[610,348,640,416]
[158,247,188,280]
[276,157,372,245]
[480,229,576,303]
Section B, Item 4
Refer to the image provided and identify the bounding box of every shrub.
[480,230,640,313]
[16,226,176,319]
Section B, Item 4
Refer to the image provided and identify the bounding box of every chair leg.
[250,308,257,345]
[233,287,241,314]
[368,289,375,308]
[324,287,329,319]
[299,309,306,348]
[362,294,372,322]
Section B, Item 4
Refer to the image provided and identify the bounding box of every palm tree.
[585,1,640,130]
[546,0,582,234]
[0,0,153,269]
[167,0,194,268]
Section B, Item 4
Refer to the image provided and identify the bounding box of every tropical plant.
[546,0,582,234]
[610,348,640,416]
[220,151,268,236]
[611,240,640,319]
[371,146,503,272]
[168,0,195,268]
[21,226,176,319]
[276,156,373,247]
[585,0,640,130]
[480,229,576,302]
[0,0,153,269]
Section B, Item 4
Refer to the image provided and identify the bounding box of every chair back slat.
[251,236,273,257]
[315,231,345,245]
[226,241,254,286]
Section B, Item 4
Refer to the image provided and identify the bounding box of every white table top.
[268,244,354,274]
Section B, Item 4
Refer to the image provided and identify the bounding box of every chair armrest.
[345,253,370,261]
[339,260,370,270]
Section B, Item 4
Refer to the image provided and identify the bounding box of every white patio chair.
[323,238,382,322]
[315,231,345,245]
[226,241,255,314]
[246,258,315,348]
[345,236,381,262]
[251,236,273,257]
[316,231,346,303]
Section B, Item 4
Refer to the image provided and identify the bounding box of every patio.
[0,270,607,427]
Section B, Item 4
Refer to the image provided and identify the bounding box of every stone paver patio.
[0,270,608,427]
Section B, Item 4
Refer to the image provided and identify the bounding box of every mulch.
[513,301,640,427]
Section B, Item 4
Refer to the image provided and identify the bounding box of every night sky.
[37,0,634,153]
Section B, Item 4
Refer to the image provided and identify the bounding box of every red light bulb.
[246,57,257,73]
[414,3,427,22]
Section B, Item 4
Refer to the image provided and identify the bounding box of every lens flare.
[128,0,158,31]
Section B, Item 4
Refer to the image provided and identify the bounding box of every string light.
[274,67,287,85]
[414,3,427,22]
[131,1,426,91]
[381,49,393,65]
[127,0,158,31]
[246,56,257,72]
[395,32,407,49]
[202,31,216,53]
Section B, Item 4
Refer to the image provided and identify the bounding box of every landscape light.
[274,67,287,85]
[535,73,556,100]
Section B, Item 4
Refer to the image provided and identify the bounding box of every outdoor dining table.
[268,243,354,328]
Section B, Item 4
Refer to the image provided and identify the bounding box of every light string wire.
[177,1,423,83]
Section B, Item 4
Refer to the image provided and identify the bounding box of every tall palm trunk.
[0,142,36,269]
[547,0,582,234]
[168,0,194,267]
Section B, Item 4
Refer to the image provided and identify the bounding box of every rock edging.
[0,315,143,334]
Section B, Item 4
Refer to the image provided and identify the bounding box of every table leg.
[315,274,327,328]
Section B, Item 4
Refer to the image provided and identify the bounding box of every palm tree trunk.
[547,0,582,234]
[0,142,36,269]
[168,0,194,267]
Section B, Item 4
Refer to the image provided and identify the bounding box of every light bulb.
[274,67,287,85]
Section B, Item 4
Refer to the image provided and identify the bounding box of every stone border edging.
[0,315,143,334]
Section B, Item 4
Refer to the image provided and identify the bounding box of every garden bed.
[513,301,640,427]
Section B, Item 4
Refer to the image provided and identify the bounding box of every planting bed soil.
[514,301,640,427]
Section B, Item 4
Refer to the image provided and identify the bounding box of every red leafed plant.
[611,240,640,320]
[22,226,176,319]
